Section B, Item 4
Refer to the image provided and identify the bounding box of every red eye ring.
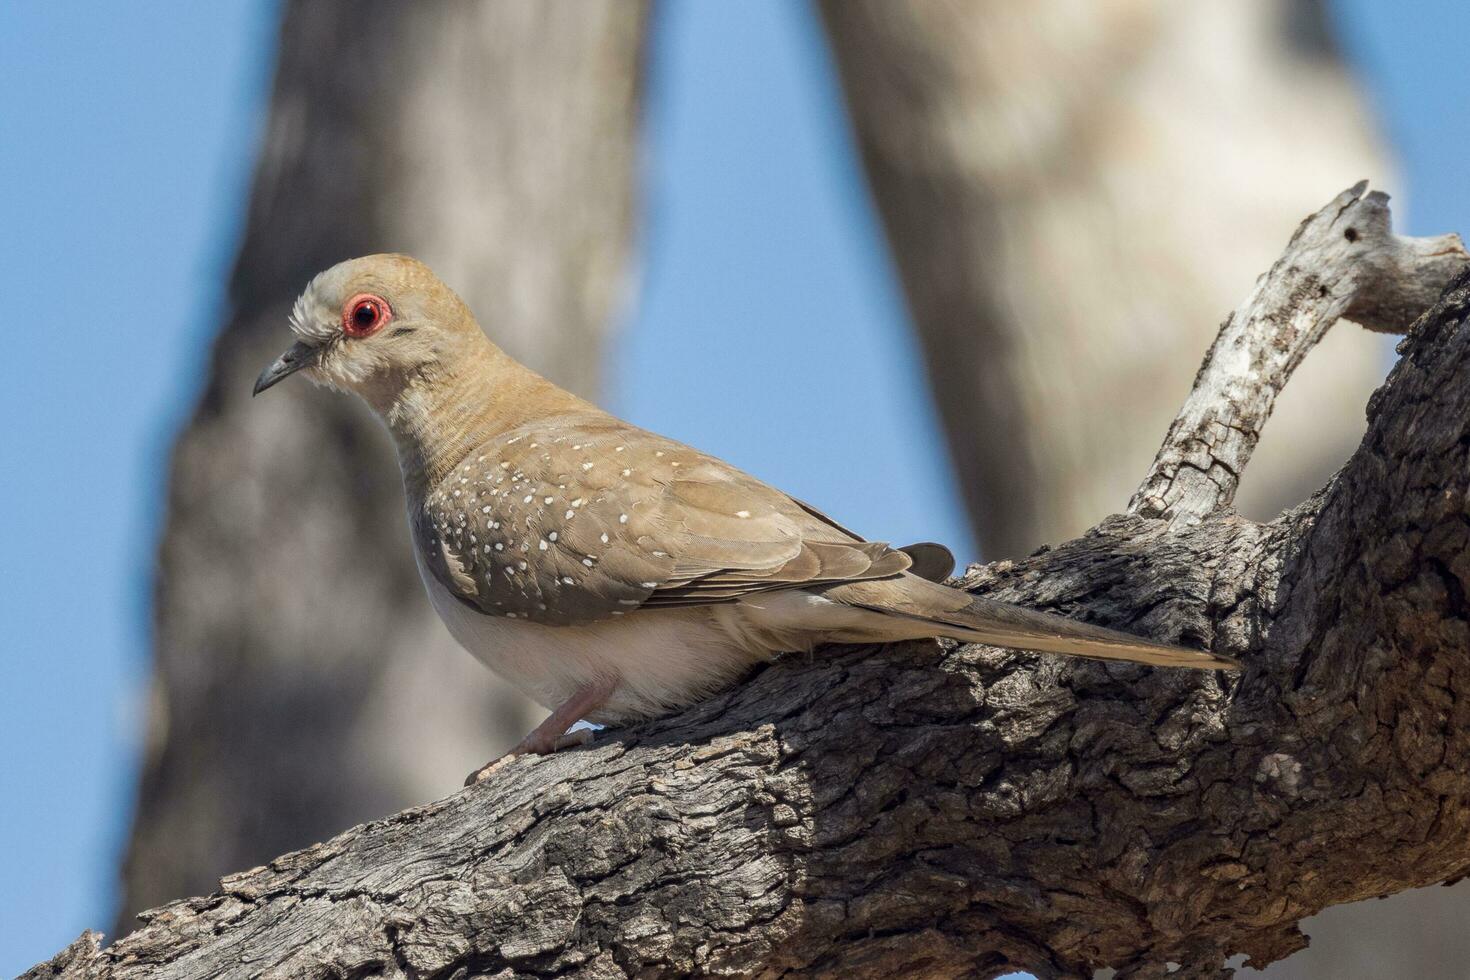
[341,293,392,338]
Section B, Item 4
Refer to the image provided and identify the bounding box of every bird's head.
[253,254,483,406]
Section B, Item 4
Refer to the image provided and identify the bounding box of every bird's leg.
[464,676,618,785]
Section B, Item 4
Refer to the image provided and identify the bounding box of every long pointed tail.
[826,574,1239,671]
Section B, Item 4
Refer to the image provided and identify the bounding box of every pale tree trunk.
[41,187,1470,980]
[819,0,1391,558]
[115,0,647,930]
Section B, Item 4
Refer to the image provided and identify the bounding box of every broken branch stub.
[1129,182,1466,525]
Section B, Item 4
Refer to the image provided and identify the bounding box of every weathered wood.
[1130,182,1467,523]
[38,189,1470,978]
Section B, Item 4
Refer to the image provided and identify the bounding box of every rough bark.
[117,0,647,929]
[819,0,1392,558]
[39,187,1470,977]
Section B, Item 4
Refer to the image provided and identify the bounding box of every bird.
[254,254,1238,782]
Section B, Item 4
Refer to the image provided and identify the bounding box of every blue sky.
[0,1,277,970]
[0,0,1465,973]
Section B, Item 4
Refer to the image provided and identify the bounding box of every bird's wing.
[789,495,956,581]
[415,414,913,625]
[416,414,1232,673]
[635,471,911,608]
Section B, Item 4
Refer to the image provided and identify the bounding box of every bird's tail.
[824,573,1239,671]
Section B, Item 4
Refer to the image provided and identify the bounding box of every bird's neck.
[365,343,595,503]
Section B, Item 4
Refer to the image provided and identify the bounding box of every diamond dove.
[253,255,1238,782]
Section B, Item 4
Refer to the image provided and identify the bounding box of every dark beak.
[252,341,318,396]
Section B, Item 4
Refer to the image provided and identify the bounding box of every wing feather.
[414,415,912,625]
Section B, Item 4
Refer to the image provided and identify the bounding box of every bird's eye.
[341,294,392,338]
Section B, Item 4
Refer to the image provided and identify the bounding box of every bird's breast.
[412,549,778,724]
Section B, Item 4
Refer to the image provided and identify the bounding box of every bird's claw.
[463,754,518,786]
[463,727,594,785]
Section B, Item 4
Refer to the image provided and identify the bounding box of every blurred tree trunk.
[115,0,647,930]
[820,0,1392,559]
[1253,881,1470,980]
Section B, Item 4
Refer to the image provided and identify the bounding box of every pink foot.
[463,728,593,785]
[463,677,616,786]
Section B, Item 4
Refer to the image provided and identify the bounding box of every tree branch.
[1129,182,1467,525]
[29,188,1470,979]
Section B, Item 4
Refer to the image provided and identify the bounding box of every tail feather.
[825,574,1238,671]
